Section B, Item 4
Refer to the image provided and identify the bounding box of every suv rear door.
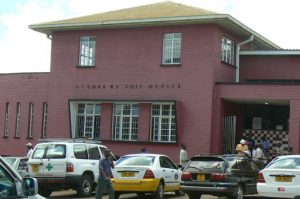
[28,143,67,178]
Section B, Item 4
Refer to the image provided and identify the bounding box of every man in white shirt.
[253,144,266,169]
[179,143,188,167]
[26,143,33,158]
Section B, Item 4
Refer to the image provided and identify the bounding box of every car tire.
[187,193,201,199]
[175,189,185,196]
[153,182,164,199]
[233,184,244,199]
[77,174,93,196]
[114,192,120,199]
[137,193,145,198]
[38,188,52,198]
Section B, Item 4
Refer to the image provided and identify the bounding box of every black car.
[180,154,263,199]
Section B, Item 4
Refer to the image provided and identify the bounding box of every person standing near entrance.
[260,136,269,160]
[96,148,115,199]
[236,139,249,157]
[179,143,189,167]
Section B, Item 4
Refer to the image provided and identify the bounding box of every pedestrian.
[235,139,249,157]
[179,143,188,167]
[273,142,286,157]
[141,148,146,153]
[26,143,33,158]
[96,148,115,199]
[260,136,269,159]
[253,144,266,169]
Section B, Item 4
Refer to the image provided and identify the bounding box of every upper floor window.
[15,102,21,137]
[76,103,101,139]
[221,37,235,65]
[4,103,10,137]
[162,33,182,65]
[151,103,176,143]
[113,104,139,141]
[28,103,34,138]
[79,36,96,66]
[41,103,48,139]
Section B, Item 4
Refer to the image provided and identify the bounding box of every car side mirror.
[22,177,38,196]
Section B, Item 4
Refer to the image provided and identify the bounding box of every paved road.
[49,190,260,199]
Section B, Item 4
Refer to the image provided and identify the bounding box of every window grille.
[162,33,182,64]
[79,36,96,66]
[28,103,34,138]
[15,102,21,137]
[221,37,235,65]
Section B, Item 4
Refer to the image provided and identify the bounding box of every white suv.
[27,139,114,197]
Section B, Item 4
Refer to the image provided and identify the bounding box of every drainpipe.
[236,35,254,82]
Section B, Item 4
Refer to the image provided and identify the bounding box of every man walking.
[96,148,115,199]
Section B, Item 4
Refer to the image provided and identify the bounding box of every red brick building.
[1,2,300,163]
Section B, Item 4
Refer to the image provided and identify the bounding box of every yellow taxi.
[112,153,183,199]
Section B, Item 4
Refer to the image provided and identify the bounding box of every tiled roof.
[33,1,218,26]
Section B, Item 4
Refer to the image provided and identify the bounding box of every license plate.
[197,174,205,181]
[31,164,39,172]
[275,176,292,182]
[121,172,135,177]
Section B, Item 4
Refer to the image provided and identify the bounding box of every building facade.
[1,2,300,163]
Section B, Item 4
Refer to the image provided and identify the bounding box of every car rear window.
[32,144,66,159]
[187,157,226,172]
[267,157,300,169]
[116,156,155,166]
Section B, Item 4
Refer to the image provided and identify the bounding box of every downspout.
[236,35,254,82]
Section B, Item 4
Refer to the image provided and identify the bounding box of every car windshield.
[186,157,226,172]
[116,156,155,166]
[267,157,300,169]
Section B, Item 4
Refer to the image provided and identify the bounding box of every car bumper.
[257,183,300,198]
[180,182,238,196]
[112,178,160,192]
[35,175,82,189]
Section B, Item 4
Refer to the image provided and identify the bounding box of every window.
[75,103,101,139]
[113,104,139,141]
[162,33,182,64]
[74,144,88,159]
[28,103,34,138]
[151,103,176,142]
[79,36,96,66]
[15,102,21,137]
[221,37,235,65]
[4,103,10,137]
[41,103,48,138]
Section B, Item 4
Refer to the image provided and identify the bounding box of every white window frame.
[221,37,235,65]
[41,103,48,139]
[28,103,34,138]
[113,103,139,141]
[4,103,10,137]
[151,103,176,143]
[79,36,96,66]
[15,102,21,137]
[75,102,101,139]
[162,33,182,64]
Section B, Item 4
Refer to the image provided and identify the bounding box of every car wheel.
[187,193,201,199]
[38,188,52,198]
[175,189,185,196]
[114,192,120,199]
[153,182,164,199]
[77,174,93,196]
[233,185,244,199]
[137,193,145,198]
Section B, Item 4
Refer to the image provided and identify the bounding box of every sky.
[0,0,300,73]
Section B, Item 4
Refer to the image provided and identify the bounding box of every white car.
[112,153,183,199]
[0,156,45,199]
[257,155,300,198]
[3,157,29,178]
[27,139,115,197]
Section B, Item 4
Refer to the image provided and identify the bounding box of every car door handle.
[91,162,96,165]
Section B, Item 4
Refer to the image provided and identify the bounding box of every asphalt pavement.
[49,190,260,199]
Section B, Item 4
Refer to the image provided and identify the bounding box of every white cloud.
[0,0,300,73]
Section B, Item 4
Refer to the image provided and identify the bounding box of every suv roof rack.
[38,138,102,144]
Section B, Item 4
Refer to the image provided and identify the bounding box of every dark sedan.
[180,154,263,199]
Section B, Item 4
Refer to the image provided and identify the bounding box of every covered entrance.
[223,99,290,159]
